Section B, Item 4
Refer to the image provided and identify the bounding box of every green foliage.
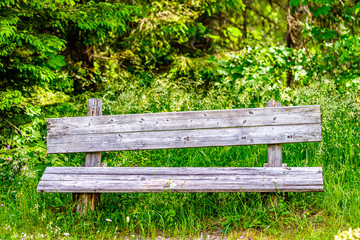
[123,1,210,69]
[68,2,138,43]
[0,2,66,90]
[0,90,25,111]
[0,0,139,93]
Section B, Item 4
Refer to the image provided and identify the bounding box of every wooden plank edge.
[37,186,324,193]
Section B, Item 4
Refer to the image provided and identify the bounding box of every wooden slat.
[47,123,321,153]
[37,167,324,193]
[47,105,321,136]
[42,167,321,175]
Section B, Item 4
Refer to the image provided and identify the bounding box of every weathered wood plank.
[47,123,321,153]
[42,167,323,175]
[37,184,324,193]
[37,186,323,193]
[47,105,321,137]
[41,174,322,181]
[37,167,323,193]
[39,179,324,186]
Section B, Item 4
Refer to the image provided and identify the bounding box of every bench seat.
[37,167,324,193]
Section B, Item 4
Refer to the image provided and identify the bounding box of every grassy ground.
[0,78,359,239]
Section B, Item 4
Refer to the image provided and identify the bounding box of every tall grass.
[0,77,359,239]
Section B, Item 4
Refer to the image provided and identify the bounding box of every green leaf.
[25,105,41,117]
[227,26,242,38]
[289,0,302,7]
[354,2,360,15]
[47,54,66,70]
[315,5,332,17]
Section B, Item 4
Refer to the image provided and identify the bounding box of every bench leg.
[73,98,103,213]
[265,100,283,209]
[73,193,99,212]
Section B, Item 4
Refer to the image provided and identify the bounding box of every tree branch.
[271,0,287,11]
[0,115,32,147]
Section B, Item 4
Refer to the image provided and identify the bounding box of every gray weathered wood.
[267,100,283,167]
[41,166,321,175]
[37,167,324,193]
[86,98,102,166]
[75,98,102,212]
[47,123,321,154]
[265,100,284,208]
[47,105,321,137]
[39,101,324,197]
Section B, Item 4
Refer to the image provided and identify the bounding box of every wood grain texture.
[267,100,283,167]
[41,103,324,195]
[47,105,321,137]
[85,98,102,167]
[75,98,103,212]
[37,167,324,193]
[47,123,321,153]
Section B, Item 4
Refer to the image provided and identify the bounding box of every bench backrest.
[47,105,321,154]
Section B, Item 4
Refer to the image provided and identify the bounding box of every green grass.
[1,78,360,239]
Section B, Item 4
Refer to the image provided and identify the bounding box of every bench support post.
[265,99,283,208]
[73,98,102,212]
[266,99,282,167]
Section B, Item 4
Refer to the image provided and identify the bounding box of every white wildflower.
[335,228,360,240]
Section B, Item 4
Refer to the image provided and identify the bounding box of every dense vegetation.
[1,0,360,238]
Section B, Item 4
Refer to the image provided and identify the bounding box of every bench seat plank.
[37,167,324,193]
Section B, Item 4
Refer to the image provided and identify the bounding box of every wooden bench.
[37,99,323,209]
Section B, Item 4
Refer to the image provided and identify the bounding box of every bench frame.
[38,98,323,211]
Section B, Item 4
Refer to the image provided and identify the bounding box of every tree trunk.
[286,1,303,87]
[243,1,248,39]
